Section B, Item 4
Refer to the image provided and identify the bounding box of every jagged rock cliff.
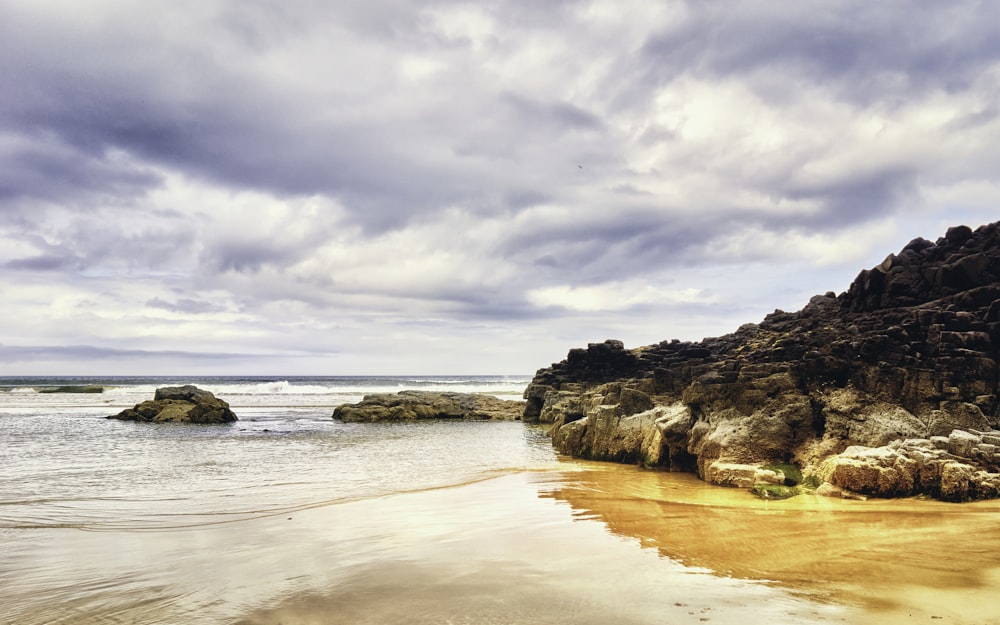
[524,222,1000,501]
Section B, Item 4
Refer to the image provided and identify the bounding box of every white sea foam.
[202,380,340,396]
[0,377,532,414]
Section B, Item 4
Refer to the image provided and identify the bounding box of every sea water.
[6,377,998,624]
[0,376,537,531]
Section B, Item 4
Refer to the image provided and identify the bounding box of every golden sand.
[541,461,1000,625]
[10,461,996,624]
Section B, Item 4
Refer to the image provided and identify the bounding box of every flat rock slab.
[333,391,524,422]
[108,385,238,424]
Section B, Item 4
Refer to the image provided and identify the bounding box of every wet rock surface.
[333,391,524,422]
[525,221,1000,501]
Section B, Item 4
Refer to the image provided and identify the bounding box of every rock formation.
[109,385,238,423]
[333,391,524,422]
[524,221,1000,501]
[38,385,104,394]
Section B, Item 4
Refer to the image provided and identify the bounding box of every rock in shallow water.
[333,391,524,422]
[108,385,238,424]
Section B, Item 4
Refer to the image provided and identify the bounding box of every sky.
[1,0,999,376]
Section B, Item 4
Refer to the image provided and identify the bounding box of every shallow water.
[544,462,1000,625]
[231,473,848,625]
[3,377,999,624]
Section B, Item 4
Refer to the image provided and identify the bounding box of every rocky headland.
[524,221,1000,501]
[109,385,238,424]
[333,391,524,422]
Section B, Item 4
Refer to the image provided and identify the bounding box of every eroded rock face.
[333,391,524,422]
[109,385,238,424]
[816,429,1000,502]
[525,222,1000,501]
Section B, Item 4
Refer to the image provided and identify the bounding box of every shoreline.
[6,455,998,624]
[232,469,852,625]
[5,377,1000,625]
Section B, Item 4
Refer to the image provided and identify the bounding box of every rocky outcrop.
[109,385,238,423]
[815,429,1000,502]
[525,221,1000,501]
[333,391,524,422]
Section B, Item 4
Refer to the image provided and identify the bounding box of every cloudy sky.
[2,0,999,375]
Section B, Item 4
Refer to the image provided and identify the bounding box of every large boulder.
[524,221,1000,501]
[109,385,238,423]
[333,391,524,422]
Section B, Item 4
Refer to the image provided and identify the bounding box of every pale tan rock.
[705,462,758,488]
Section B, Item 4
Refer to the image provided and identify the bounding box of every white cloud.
[2,0,1000,374]
[527,281,717,312]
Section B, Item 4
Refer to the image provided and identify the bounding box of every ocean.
[4,376,1000,624]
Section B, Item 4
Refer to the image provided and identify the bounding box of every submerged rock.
[108,385,238,424]
[333,391,524,422]
[525,221,1000,501]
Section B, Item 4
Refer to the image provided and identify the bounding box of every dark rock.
[333,391,524,422]
[524,221,1000,500]
[39,385,104,394]
[109,385,237,423]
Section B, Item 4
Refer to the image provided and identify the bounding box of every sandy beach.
[235,463,1000,625]
[6,453,1000,624]
[231,470,850,625]
[4,380,1000,625]
[542,462,1000,625]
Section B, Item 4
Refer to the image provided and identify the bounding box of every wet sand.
[241,463,1000,625]
[6,461,999,624]
[233,470,848,625]
[541,462,1000,625]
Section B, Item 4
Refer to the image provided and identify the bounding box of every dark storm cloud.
[639,2,1000,101]
[499,205,744,285]
[0,205,197,278]
[4,254,79,272]
[0,1,622,233]
[786,167,920,228]
[3,0,996,234]
[204,239,304,275]
[0,5,363,208]
[0,141,161,207]
[0,343,251,362]
[499,93,605,132]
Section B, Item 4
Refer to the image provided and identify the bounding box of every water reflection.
[537,461,1000,624]
[232,472,847,625]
